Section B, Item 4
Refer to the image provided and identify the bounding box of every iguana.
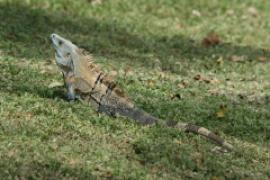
[50,33,233,151]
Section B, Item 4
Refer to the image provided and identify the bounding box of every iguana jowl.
[50,33,233,151]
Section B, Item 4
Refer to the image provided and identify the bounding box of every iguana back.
[70,48,158,125]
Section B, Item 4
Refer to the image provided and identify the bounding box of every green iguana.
[50,33,233,151]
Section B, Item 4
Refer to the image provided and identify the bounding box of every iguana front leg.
[63,72,76,101]
[67,84,76,100]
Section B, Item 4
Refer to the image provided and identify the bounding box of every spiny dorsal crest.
[76,48,129,99]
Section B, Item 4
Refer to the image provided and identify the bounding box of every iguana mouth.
[50,34,58,49]
[50,34,61,57]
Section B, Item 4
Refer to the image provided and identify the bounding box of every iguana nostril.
[50,34,56,40]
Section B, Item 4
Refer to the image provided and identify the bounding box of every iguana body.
[50,33,233,151]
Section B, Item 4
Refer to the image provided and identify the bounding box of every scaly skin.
[50,33,233,151]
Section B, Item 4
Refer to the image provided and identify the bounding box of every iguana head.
[50,33,78,71]
[50,33,95,84]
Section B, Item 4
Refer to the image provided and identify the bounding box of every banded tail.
[115,106,233,151]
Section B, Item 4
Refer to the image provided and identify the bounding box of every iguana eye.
[66,52,71,57]
[59,40,63,46]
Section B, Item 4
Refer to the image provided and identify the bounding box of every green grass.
[0,0,270,179]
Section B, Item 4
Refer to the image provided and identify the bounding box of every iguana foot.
[66,92,76,101]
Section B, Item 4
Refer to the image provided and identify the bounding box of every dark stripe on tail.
[184,124,224,145]
[175,122,232,151]
[115,108,232,151]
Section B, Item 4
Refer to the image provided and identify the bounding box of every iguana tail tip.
[175,122,233,151]
[222,141,233,151]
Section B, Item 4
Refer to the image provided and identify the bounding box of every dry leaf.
[192,10,201,17]
[216,57,224,66]
[7,149,18,158]
[208,89,220,96]
[146,79,155,88]
[170,93,182,100]
[174,139,182,145]
[226,9,234,16]
[193,75,220,84]
[216,104,226,118]
[175,23,184,29]
[177,80,189,88]
[157,71,166,79]
[211,176,221,180]
[124,65,133,76]
[68,158,80,165]
[247,7,258,17]
[207,77,220,84]
[211,146,229,153]
[194,74,202,81]
[25,112,33,120]
[202,32,221,47]
[257,56,268,62]
[90,0,102,5]
[202,77,220,84]
[228,55,246,62]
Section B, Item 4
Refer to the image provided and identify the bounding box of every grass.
[0,0,270,179]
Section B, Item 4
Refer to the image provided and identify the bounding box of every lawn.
[0,0,269,179]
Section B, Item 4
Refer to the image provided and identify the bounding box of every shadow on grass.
[0,156,96,179]
[0,62,65,100]
[0,2,269,69]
